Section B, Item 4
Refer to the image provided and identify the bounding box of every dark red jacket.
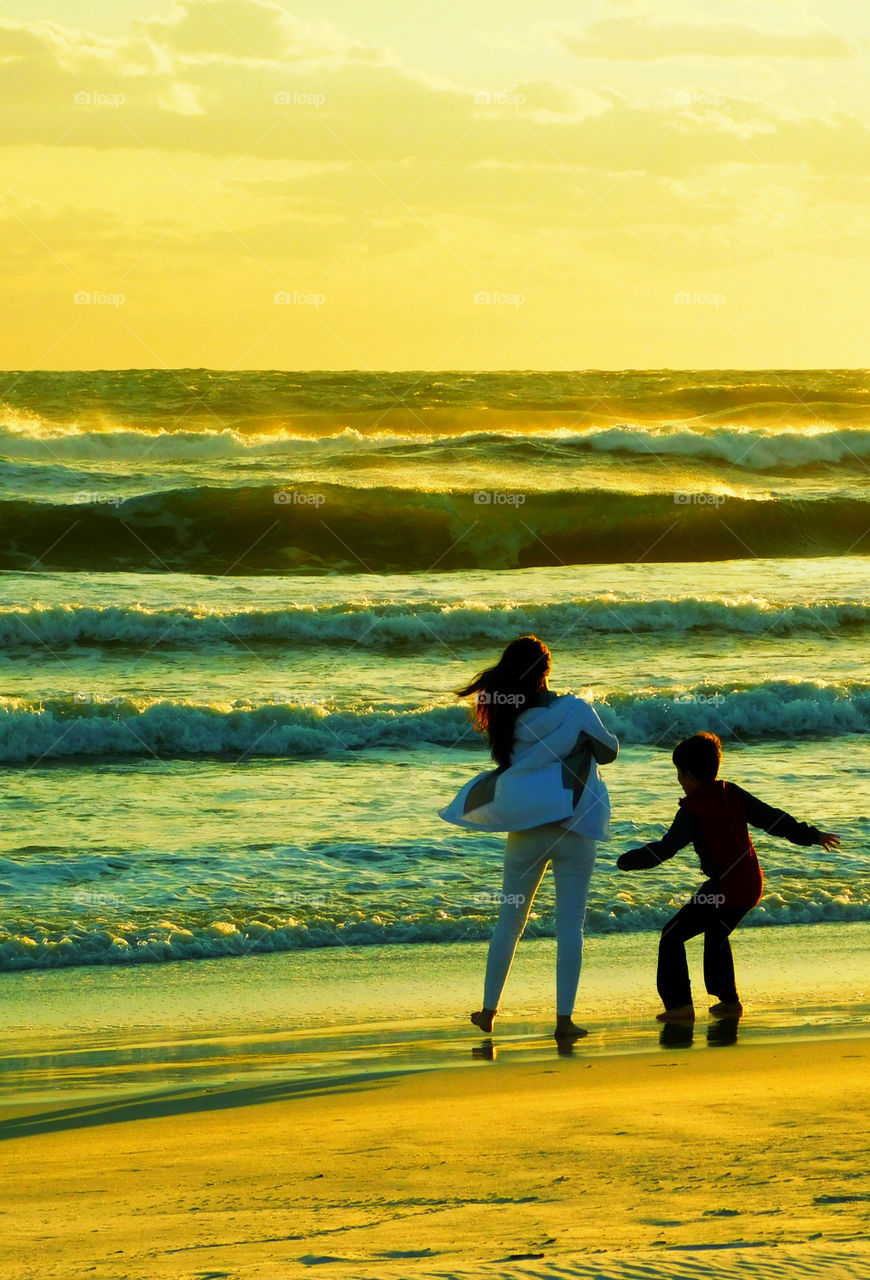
[618,780,822,912]
[679,781,763,909]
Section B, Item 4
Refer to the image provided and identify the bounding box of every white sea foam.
[0,883,867,971]
[0,680,867,763]
[2,596,868,651]
[3,419,870,468]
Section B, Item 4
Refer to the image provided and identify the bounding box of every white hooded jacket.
[439,692,618,840]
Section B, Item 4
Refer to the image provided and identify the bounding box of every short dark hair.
[672,732,722,783]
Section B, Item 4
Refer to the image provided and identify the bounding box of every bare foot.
[709,1001,743,1018]
[656,1004,695,1022]
[554,1016,588,1040]
[471,1007,496,1033]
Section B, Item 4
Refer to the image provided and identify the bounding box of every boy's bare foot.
[471,1007,497,1033]
[709,1001,743,1017]
[554,1016,588,1040]
[656,1004,695,1022]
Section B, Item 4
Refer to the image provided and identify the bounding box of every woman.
[440,635,618,1040]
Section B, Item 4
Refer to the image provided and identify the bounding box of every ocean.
[0,369,867,974]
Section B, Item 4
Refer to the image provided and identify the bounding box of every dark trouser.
[657,884,751,1010]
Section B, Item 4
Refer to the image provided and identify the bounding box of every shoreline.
[2,922,868,1113]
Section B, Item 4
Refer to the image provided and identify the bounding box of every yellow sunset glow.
[3,0,870,369]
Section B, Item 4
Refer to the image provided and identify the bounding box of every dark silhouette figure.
[618,732,839,1022]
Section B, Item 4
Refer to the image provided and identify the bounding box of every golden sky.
[3,0,870,369]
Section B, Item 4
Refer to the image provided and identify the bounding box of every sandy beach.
[1,926,868,1279]
[2,1034,869,1279]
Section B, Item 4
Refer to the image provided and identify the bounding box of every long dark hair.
[456,635,552,768]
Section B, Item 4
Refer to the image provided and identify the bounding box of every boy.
[617,732,840,1022]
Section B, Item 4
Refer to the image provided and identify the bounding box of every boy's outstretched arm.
[617,807,695,870]
[733,785,840,850]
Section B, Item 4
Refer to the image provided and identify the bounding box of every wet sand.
[1,924,868,1277]
[1,1034,869,1278]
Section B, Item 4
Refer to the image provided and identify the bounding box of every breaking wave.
[1,680,867,763]
[3,595,869,651]
[2,486,869,572]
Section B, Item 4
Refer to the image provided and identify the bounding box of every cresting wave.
[1,681,868,763]
[3,596,870,651]
[1,886,868,971]
[4,420,870,469]
[3,486,869,571]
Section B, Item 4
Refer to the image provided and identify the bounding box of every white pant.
[482,822,598,1017]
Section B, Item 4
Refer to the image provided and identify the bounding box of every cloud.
[561,17,854,61]
[2,1,870,323]
[135,0,348,61]
[1,7,867,186]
